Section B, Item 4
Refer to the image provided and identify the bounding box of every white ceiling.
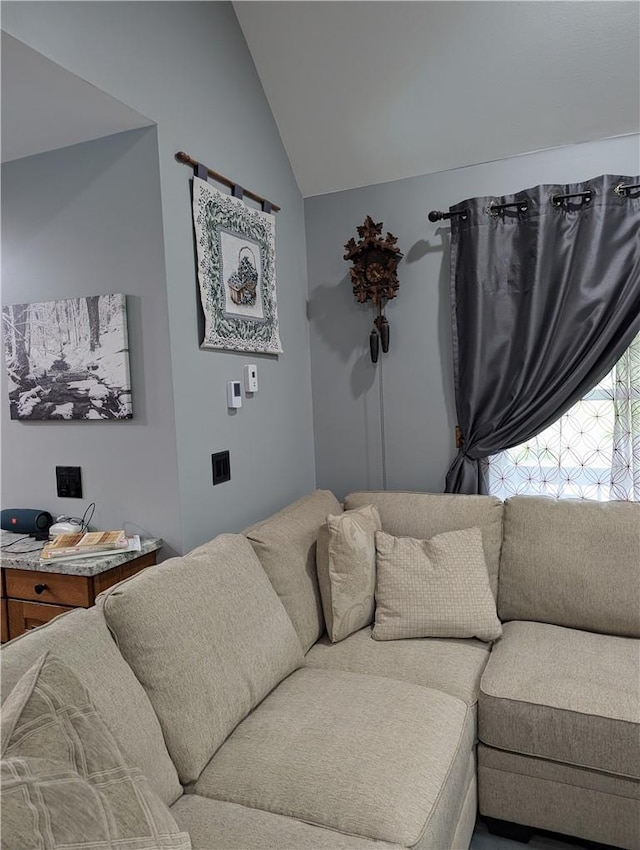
[1,33,153,164]
[234,1,640,197]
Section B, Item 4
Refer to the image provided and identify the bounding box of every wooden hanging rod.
[175,151,281,212]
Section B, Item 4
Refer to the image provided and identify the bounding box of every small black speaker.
[1,508,53,536]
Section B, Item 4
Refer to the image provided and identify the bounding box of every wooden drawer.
[8,599,74,640]
[5,570,91,607]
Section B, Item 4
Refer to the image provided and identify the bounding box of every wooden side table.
[0,533,162,641]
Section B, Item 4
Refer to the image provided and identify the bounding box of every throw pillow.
[1,653,191,850]
[317,505,382,642]
[373,527,502,642]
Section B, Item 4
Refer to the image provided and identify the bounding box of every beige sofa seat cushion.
[317,505,381,643]
[99,537,303,784]
[2,654,191,850]
[172,795,400,849]
[245,489,342,651]
[195,667,475,849]
[498,496,640,636]
[305,625,490,706]
[0,605,181,805]
[479,621,640,778]
[345,491,503,598]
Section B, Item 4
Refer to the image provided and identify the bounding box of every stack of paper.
[41,530,129,561]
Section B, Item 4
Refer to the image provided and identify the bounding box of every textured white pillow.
[373,527,502,642]
[317,505,382,642]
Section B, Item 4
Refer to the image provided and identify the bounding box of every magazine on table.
[40,530,137,562]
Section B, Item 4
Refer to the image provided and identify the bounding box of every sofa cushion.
[479,620,640,778]
[305,626,490,706]
[345,491,503,598]
[245,489,343,651]
[195,667,474,849]
[99,537,303,784]
[0,605,181,805]
[171,795,400,849]
[1,653,191,850]
[317,505,381,643]
[373,528,502,642]
[498,496,640,636]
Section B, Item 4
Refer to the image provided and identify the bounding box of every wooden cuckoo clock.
[344,216,403,363]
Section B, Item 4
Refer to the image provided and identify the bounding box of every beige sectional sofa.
[2,490,638,850]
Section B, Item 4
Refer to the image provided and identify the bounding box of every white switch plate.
[244,364,258,393]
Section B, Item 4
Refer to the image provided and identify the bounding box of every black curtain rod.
[428,182,640,223]
[175,151,281,212]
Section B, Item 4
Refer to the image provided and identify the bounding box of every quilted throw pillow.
[373,527,502,643]
[1,653,191,850]
[317,505,382,642]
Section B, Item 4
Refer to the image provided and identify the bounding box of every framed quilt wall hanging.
[192,176,283,354]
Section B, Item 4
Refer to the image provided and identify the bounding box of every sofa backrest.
[345,491,504,599]
[498,496,640,637]
[0,605,182,805]
[244,489,343,651]
[98,536,304,785]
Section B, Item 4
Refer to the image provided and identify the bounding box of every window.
[483,333,640,501]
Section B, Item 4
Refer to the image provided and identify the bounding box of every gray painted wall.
[305,134,640,500]
[2,2,317,551]
[1,128,183,554]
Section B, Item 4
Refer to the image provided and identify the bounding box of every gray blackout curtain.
[445,173,640,494]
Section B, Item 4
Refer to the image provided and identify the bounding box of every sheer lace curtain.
[484,332,640,501]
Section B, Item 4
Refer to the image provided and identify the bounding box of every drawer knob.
[34,583,47,595]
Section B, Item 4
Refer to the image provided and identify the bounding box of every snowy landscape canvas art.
[2,294,133,420]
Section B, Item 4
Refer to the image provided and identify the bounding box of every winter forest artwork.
[2,294,132,420]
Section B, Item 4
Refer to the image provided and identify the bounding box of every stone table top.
[0,530,162,576]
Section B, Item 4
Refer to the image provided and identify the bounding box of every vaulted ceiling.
[234,1,640,197]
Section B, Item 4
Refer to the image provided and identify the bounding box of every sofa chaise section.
[478,496,640,850]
